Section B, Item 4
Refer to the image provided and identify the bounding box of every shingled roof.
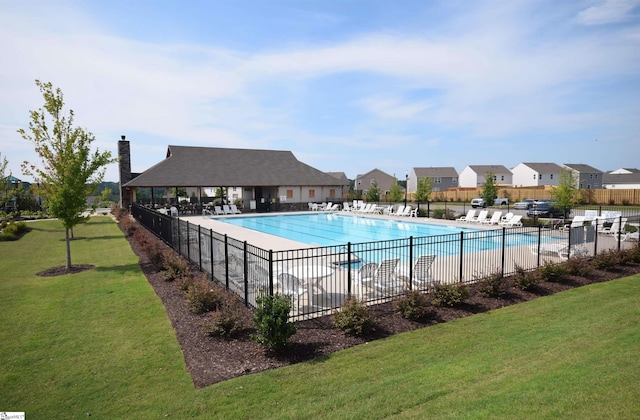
[124,145,346,188]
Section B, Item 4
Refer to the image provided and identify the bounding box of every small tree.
[551,168,579,219]
[414,176,433,203]
[366,181,381,202]
[481,171,498,205]
[388,177,403,203]
[18,80,116,270]
[0,153,10,211]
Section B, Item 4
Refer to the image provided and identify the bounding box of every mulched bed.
[37,264,95,277]
[117,217,640,389]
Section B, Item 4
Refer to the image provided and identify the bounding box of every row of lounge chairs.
[341,202,417,217]
[352,254,437,297]
[456,210,523,227]
[209,204,241,215]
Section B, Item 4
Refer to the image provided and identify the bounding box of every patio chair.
[501,212,514,223]
[392,205,406,217]
[499,214,522,227]
[222,204,234,214]
[352,262,379,297]
[481,211,502,225]
[400,206,413,217]
[559,216,585,232]
[397,254,436,290]
[214,205,224,215]
[372,258,403,296]
[470,210,489,223]
[230,204,242,214]
[456,209,476,222]
[597,217,627,236]
[276,273,308,302]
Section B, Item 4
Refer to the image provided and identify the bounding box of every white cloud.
[577,0,640,25]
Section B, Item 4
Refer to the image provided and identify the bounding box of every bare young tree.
[18,80,116,270]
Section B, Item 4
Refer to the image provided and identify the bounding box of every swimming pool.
[217,213,479,246]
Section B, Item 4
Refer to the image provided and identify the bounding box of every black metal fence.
[131,204,638,320]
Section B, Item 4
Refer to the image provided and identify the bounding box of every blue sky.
[1,0,639,183]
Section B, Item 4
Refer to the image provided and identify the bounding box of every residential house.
[407,167,459,192]
[511,163,564,187]
[354,169,397,197]
[458,165,513,188]
[603,168,640,189]
[561,164,604,189]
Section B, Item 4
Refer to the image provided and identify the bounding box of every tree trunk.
[65,227,72,270]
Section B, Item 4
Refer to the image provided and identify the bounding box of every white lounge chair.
[230,204,242,214]
[598,217,627,236]
[530,242,589,259]
[559,216,585,232]
[397,254,436,290]
[500,214,522,227]
[456,209,476,222]
[371,258,403,296]
[481,211,502,225]
[392,205,406,217]
[501,212,514,223]
[222,204,233,214]
[400,206,413,217]
[471,210,489,223]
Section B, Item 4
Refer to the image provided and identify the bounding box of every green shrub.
[564,256,593,277]
[161,253,191,281]
[477,269,507,298]
[252,293,297,351]
[0,231,17,241]
[185,275,224,314]
[591,250,621,271]
[513,264,539,291]
[203,295,247,338]
[396,290,431,321]
[333,298,375,336]
[431,282,469,307]
[538,260,570,283]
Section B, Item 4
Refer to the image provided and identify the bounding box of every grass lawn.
[1,217,639,418]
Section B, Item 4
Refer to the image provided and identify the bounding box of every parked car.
[527,201,567,218]
[513,199,536,210]
[471,197,509,208]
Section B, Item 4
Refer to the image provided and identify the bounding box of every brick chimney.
[118,135,132,209]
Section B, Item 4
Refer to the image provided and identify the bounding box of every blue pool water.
[217,213,479,246]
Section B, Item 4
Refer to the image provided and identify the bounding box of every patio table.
[286,264,334,307]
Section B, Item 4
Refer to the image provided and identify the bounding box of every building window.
[493,175,497,181]
[550,174,553,179]
[370,179,376,185]
[501,175,504,181]
[309,189,315,198]
[452,178,457,184]
[533,174,536,180]
[595,174,598,179]
[434,177,441,183]
[286,190,293,199]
